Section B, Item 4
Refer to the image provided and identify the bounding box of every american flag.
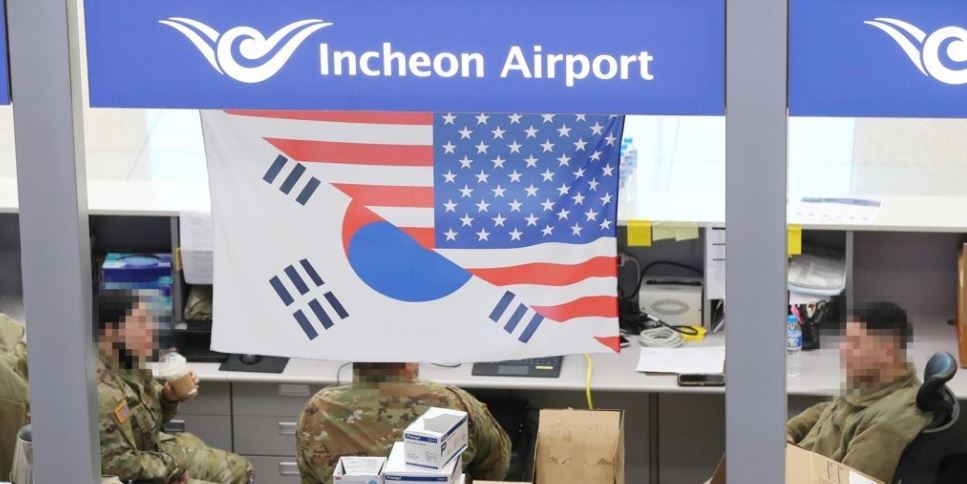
[223,110,622,346]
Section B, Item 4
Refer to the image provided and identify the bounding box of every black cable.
[432,363,462,368]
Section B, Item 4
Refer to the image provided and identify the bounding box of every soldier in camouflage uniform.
[296,362,511,484]
[96,290,252,484]
[0,313,29,478]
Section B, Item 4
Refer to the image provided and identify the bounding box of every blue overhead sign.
[0,1,10,105]
[83,0,724,114]
[791,0,967,118]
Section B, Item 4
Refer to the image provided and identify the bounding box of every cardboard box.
[958,243,967,368]
[403,407,468,469]
[707,444,883,484]
[384,442,462,483]
[333,456,386,484]
[534,409,625,484]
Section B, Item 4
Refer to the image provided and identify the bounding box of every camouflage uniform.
[0,315,29,479]
[0,314,28,382]
[96,350,252,483]
[296,375,511,484]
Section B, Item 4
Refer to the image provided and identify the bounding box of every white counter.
[171,318,967,399]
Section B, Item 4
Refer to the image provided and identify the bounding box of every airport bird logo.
[866,18,967,85]
[159,17,332,83]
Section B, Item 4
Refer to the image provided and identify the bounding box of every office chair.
[891,351,960,484]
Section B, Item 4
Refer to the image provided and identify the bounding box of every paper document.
[789,197,882,225]
[180,211,214,251]
[179,211,214,284]
[705,226,726,300]
[636,346,725,374]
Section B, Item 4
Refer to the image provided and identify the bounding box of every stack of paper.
[179,211,214,285]
[636,346,725,374]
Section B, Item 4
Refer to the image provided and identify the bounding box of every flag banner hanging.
[201,111,623,361]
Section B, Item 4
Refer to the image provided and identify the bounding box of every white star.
[541,114,556,123]
[459,126,473,139]
[605,133,617,146]
[540,169,555,182]
[575,114,587,122]
[508,140,523,153]
[585,208,598,221]
[599,219,613,230]
[459,185,474,198]
[442,170,457,183]
[492,213,507,227]
[602,164,615,176]
[557,154,571,166]
[442,199,458,212]
[491,155,506,168]
[588,178,599,191]
[475,170,490,183]
[509,228,523,241]
[476,199,490,212]
[491,126,506,139]
[589,150,603,162]
[442,113,456,125]
[571,223,584,236]
[508,113,522,124]
[508,199,523,212]
[600,192,613,205]
[524,155,539,168]
[573,167,586,179]
[475,141,489,154]
[573,138,588,151]
[524,213,539,226]
[590,122,605,135]
[540,199,556,211]
[458,156,473,169]
[572,192,586,205]
[476,228,490,241]
[508,170,522,183]
[491,185,506,198]
[524,184,539,197]
[475,113,490,125]
[460,214,474,227]
[541,140,555,153]
[557,208,570,220]
[444,228,458,241]
[557,183,571,196]
[557,124,571,138]
[541,225,555,236]
[524,126,539,139]
[443,141,457,154]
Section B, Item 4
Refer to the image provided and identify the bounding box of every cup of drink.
[158,351,197,399]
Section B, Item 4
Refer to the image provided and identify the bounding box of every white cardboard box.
[403,407,468,469]
[333,456,386,484]
[384,442,462,483]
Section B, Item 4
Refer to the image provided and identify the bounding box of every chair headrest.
[917,352,958,426]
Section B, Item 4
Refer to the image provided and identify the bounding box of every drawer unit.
[233,415,300,456]
[162,415,232,451]
[246,455,302,484]
[232,382,323,416]
[178,381,231,416]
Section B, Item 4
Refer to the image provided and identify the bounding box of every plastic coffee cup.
[159,352,197,399]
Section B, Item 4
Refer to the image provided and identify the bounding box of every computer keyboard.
[471,356,564,378]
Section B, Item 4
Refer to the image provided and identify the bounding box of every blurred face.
[104,301,159,360]
[840,320,900,382]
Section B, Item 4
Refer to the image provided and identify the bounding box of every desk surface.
[172,318,967,399]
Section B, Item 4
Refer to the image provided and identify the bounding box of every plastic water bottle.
[786,315,802,377]
[619,137,637,188]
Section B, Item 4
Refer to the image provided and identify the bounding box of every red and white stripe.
[225,110,617,324]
